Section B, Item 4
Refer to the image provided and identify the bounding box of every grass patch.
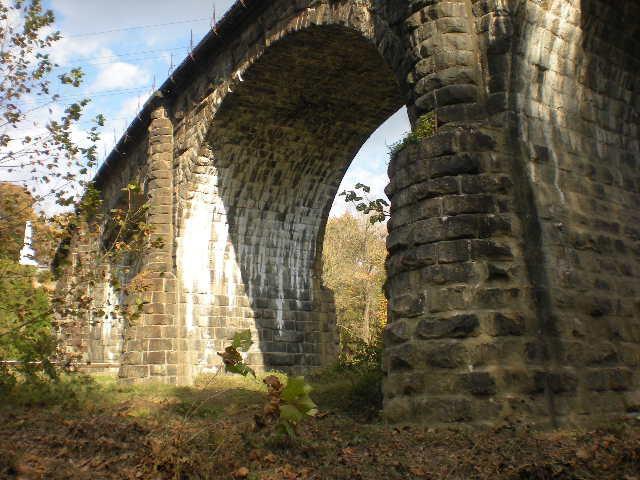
[2,370,640,479]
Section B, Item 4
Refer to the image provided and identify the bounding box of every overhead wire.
[65,17,210,38]
[53,46,190,70]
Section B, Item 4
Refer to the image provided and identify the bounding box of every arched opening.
[176,25,405,376]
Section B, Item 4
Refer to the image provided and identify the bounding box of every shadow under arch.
[176,23,405,377]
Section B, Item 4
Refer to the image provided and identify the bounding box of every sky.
[38,0,411,216]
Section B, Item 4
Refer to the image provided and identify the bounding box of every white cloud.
[48,36,107,66]
[90,62,151,91]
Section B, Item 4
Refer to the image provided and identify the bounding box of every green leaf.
[281,376,307,402]
[231,330,253,352]
[278,419,296,439]
[279,404,304,424]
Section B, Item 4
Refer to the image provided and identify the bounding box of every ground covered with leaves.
[1,374,639,480]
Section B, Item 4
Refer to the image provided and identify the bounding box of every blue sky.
[42,0,410,215]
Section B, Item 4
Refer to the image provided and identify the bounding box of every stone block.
[384,319,413,345]
[461,174,512,194]
[263,353,296,367]
[489,313,526,336]
[401,243,438,269]
[413,395,473,423]
[533,370,578,394]
[430,154,480,179]
[146,351,166,364]
[390,293,425,318]
[438,239,470,263]
[428,287,467,313]
[470,239,513,260]
[148,339,173,351]
[415,314,479,339]
[420,263,476,285]
[150,364,168,376]
[444,195,495,215]
[460,371,497,396]
[442,214,479,240]
[119,365,149,378]
[422,341,468,369]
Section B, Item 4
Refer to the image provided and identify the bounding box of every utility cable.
[66,17,209,38]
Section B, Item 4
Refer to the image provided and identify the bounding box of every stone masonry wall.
[383,0,640,425]
[508,0,640,422]
[55,138,150,374]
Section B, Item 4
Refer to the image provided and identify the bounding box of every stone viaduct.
[56,0,640,426]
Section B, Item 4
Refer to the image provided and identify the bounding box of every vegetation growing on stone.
[387,111,437,158]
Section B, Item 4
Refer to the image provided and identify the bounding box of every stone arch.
[58,0,640,426]
[166,3,409,382]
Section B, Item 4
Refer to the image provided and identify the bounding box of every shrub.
[311,331,384,420]
[0,259,57,394]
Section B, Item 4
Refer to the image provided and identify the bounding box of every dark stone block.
[534,370,578,394]
[461,174,512,194]
[430,154,480,179]
[427,176,459,197]
[412,217,445,244]
[462,371,497,396]
[273,331,304,343]
[460,130,497,151]
[416,314,479,339]
[589,298,613,317]
[419,132,457,158]
[443,214,479,240]
[475,288,520,309]
[384,320,412,345]
[390,293,425,318]
[435,84,478,106]
[492,313,525,336]
[263,353,296,367]
[609,368,633,391]
[470,239,513,260]
[401,243,438,268]
[444,195,495,215]
[423,342,467,369]
[421,263,476,285]
[525,341,549,362]
[438,239,470,263]
[387,342,421,372]
[487,264,510,282]
[585,370,609,391]
[478,215,512,238]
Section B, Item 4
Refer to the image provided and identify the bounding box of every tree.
[0,0,105,388]
[0,0,103,210]
[0,258,56,391]
[322,212,387,345]
[0,181,35,261]
[0,181,62,265]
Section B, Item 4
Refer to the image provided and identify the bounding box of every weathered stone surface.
[56,0,640,426]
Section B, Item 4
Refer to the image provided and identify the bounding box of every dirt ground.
[1,375,639,480]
